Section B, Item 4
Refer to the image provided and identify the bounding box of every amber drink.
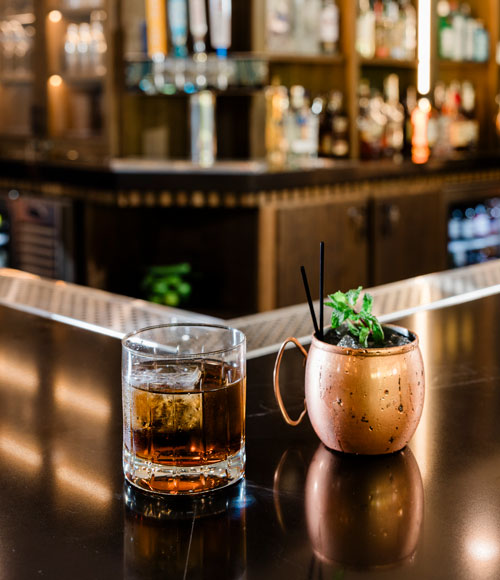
[122,324,246,494]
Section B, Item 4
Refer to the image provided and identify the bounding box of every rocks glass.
[122,323,246,494]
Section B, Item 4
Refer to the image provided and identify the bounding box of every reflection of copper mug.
[274,325,425,454]
[305,445,424,569]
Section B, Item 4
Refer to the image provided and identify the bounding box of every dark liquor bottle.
[319,90,349,158]
[358,80,386,160]
[383,73,404,160]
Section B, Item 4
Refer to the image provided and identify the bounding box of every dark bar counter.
[2,290,500,578]
[1,151,500,194]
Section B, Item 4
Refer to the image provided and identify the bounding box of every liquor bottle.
[267,0,293,53]
[383,73,404,160]
[411,98,431,164]
[495,95,500,138]
[209,0,231,59]
[64,23,79,74]
[320,0,339,55]
[319,90,349,158]
[446,81,467,150]
[190,90,216,166]
[451,2,466,61]
[385,0,400,58]
[77,23,92,74]
[189,0,208,54]
[473,21,489,62]
[391,1,406,60]
[286,85,319,161]
[145,0,168,60]
[374,0,388,58]
[402,0,417,59]
[432,81,452,157]
[437,0,453,59]
[459,81,479,150]
[265,84,289,166]
[356,0,375,58]
[168,0,188,57]
[294,0,321,54]
[358,80,386,160]
[403,85,417,157]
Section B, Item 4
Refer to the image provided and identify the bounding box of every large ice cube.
[154,363,202,390]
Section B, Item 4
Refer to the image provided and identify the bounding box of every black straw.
[300,266,320,336]
[319,241,325,339]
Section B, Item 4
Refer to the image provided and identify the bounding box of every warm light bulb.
[48,10,62,23]
[48,74,63,87]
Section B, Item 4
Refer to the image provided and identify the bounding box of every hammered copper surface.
[305,325,425,454]
[274,325,425,454]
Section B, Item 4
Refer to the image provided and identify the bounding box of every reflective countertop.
[1,293,500,578]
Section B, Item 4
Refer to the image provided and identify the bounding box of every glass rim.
[121,322,246,359]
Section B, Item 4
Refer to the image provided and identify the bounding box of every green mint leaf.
[346,286,362,307]
[331,309,345,329]
[347,320,360,336]
[371,321,385,344]
[361,293,373,315]
[325,287,385,347]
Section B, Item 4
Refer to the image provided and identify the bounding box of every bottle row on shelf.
[356,0,416,61]
[448,200,500,268]
[62,0,104,9]
[264,74,482,167]
[266,0,340,56]
[0,16,34,79]
[437,0,489,63]
[63,11,107,77]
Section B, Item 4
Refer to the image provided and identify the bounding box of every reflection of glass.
[305,445,423,570]
[124,480,247,579]
[122,324,246,495]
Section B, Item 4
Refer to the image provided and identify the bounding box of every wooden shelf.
[360,57,417,69]
[265,53,344,65]
[60,73,106,87]
[438,59,489,69]
[48,5,105,19]
[0,74,34,85]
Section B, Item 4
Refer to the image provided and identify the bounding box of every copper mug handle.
[273,337,308,426]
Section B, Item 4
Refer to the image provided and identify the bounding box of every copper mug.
[273,325,425,454]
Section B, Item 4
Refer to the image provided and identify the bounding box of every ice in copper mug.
[122,324,246,494]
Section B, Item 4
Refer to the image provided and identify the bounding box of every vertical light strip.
[417,0,431,95]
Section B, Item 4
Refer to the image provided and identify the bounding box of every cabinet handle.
[381,203,401,236]
[347,206,367,239]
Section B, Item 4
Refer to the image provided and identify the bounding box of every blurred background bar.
[0,0,500,317]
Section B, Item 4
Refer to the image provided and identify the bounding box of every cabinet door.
[258,196,369,310]
[372,190,447,286]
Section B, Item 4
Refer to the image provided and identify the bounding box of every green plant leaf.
[346,286,362,307]
[361,292,373,315]
[325,287,384,347]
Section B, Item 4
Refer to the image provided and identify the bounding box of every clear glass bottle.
[64,23,79,75]
[267,0,293,53]
[293,0,321,54]
[265,84,289,166]
[320,0,339,55]
[383,73,404,160]
[402,0,416,59]
[356,0,375,59]
[286,85,319,161]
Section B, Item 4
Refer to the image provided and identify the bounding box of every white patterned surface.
[1,262,500,359]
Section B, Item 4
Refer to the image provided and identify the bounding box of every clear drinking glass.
[122,323,246,495]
